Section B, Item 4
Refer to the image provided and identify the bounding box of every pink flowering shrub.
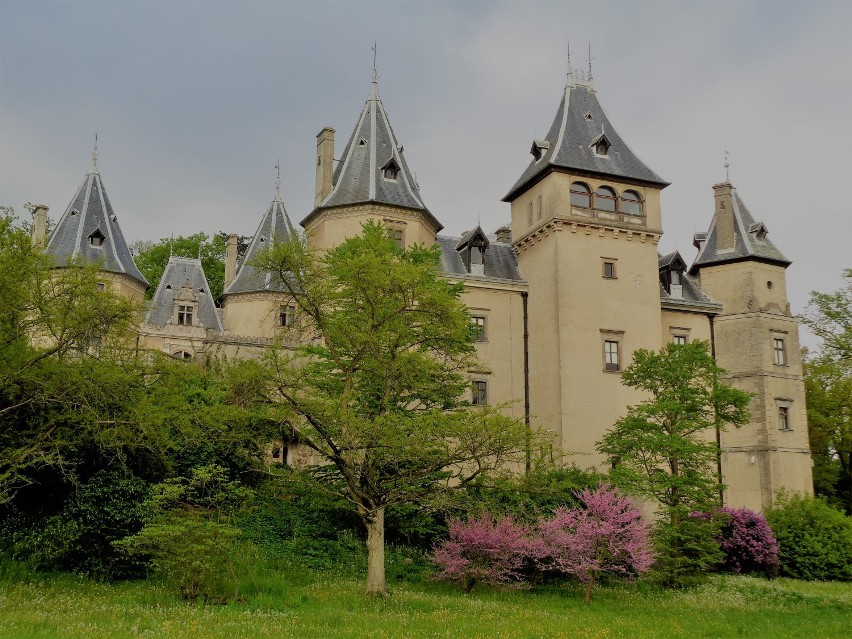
[717,507,779,576]
[536,484,654,604]
[432,512,533,592]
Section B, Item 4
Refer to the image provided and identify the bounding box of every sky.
[1,0,850,346]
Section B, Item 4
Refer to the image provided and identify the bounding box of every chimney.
[712,182,735,251]
[495,225,512,244]
[314,127,335,208]
[31,204,49,248]
[224,233,238,289]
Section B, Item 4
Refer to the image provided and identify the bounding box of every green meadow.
[1,566,849,639]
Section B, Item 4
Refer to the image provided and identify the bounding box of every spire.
[504,63,667,202]
[45,158,149,289]
[302,69,441,232]
[370,42,379,100]
[565,40,574,85]
[274,159,282,201]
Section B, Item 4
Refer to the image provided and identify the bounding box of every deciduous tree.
[254,222,530,594]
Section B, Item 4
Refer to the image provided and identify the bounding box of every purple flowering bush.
[716,507,779,577]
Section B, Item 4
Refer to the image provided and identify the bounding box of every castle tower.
[302,71,442,250]
[219,179,298,339]
[690,182,813,509]
[45,151,149,301]
[504,66,669,465]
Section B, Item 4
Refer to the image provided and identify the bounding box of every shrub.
[652,511,723,588]
[433,512,533,592]
[536,484,654,604]
[765,494,852,581]
[716,507,778,577]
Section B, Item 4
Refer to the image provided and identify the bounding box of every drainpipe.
[710,312,724,507]
[522,291,531,473]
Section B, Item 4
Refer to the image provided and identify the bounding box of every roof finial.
[91,132,99,174]
[274,158,281,199]
[587,42,594,82]
[566,39,574,85]
[724,149,731,182]
[370,41,378,99]
[169,233,173,258]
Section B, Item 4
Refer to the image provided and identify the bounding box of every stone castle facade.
[35,68,813,511]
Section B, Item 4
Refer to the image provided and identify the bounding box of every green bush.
[651,513,723,588]
[765,494,852,581]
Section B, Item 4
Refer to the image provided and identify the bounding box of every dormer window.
[177,304,194,326]
[457,227,490,276]
[749,222,769,240]
[358,137,367,146]
[530,139,550,162]
[381,157,400,181]
[88,228,105,247]
[591,133,611,157]
[584,111,593,121]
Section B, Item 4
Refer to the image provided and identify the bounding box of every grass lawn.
[0,566,850,639]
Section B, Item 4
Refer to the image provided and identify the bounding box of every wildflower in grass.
[432,512,533,593]
[716,507,779,577]
[536,484,654,604]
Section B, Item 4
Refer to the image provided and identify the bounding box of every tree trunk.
[584,576,595,606]
[363,505,387,595]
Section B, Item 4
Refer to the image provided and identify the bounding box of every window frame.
[279,304,297,328]
[472,315,487,342]
[773,336,787,366]
[602,258,617,279]
[570,181,591,208]
[776,399,793,431]
[619,190,644,216]
[472,380,488,406]
[177,304,194,326]
[594,186,618,213]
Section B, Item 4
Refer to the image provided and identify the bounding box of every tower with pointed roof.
[690,181,812,509]
[503,62,671,464]
[303,69,442,251]
[219,178,298,339]
[45,148,149,301]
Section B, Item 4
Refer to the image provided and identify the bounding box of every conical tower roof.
[504,71,667,202]
[145,256,223,330]
[690,182,790,273]
[302,75,442,231]
[46,158,149,288]
[221,186,296,297]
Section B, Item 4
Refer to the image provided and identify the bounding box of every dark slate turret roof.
[658,251,722,312]
[146,256,223,330]
[303,76,442,231]
[221,189,296,296]
[503,73,667,202]
[46,166,149,288]
[690,185,790,273]
[436,235,524,281]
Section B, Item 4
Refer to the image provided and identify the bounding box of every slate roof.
[302,77,442,231]
[46,168,149,288]
[504,76,668,202]
[145,256,223,330]
[436,235,524,282]
[221,191,296,297]
[690,185,790,273]
[658,251,722,312]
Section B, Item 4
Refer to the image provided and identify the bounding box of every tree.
[536,484,653,604]
[131,232,248,300]
[596,341,752,583]
[802,270,852,514]
[254,222,530,594]
[433,512,533,593]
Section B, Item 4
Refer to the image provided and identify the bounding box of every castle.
[33,66,813,511]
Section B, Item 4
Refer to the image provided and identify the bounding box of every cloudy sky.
[1,0,850,344]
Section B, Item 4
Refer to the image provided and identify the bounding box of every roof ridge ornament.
[370,41,379,100]
[566,39,574,86]
[91,132,100,174]
[724,149,731,183]
[274,158,282,200]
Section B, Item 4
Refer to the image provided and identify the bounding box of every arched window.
[594,186,617,212]
[620,190,643,216]
[173,351,192,360]
[570,182,591,208]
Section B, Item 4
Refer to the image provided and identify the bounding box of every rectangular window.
[96,281,105,291]
[602,260,616,279]
[389,227,404,248]
[673,335,688,345]
[472,316,486,341]
[177,305,193,326]
[472,380,488,406]
[778,405,791,431]
[604,340,620,371]
[773,337,786,366]
[279,304,297,327]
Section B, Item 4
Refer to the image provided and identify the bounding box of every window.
[773,337,786,366]
[528,201,533,225]
[389,227,404,248]
[381,158,400,181]
[594,186,617,212]
[620,190,643,216]
[279,304,296,328]
[96,281,105,291]
[570,182,591,208]
[472,380,488,405]
[777,403,792,431]
[177,304,194,326]
[602,260,616,279]
[173,351,192,360]
[88,229,105,247]
[604,340,620,371]
[592,134,611,156]
[472,316,486,341]
[673,335,688,345]
[537,194,543,220]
